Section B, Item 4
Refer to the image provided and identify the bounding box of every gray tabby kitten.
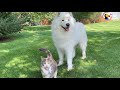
[39,48,57,78]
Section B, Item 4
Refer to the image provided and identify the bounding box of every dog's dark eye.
[62,20,64,21]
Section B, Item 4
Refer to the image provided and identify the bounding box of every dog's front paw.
[81,56,86,60]
[67,65,73,71]
[57,61,63,66]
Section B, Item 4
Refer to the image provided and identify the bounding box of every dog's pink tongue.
[65,28,69,31]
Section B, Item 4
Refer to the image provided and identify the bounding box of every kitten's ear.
[47,54,53,60]
[41,56,43,60]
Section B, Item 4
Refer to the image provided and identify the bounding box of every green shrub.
[0,13,26,38]
[72,12,102,24]
[72,12,91,21]
[0,12,11,19]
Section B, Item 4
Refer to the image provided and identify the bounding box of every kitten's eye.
[68,19,70,21]
[62,20,64,21]
[44,62,46,64]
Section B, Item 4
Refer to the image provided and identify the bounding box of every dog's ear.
[68,12,73,17]
[56,12,60,17]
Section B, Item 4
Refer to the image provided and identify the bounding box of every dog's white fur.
[51,12,88,71]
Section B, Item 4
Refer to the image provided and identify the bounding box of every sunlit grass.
[0,20,120,78]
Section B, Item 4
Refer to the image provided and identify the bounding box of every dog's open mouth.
[61,26,69,31]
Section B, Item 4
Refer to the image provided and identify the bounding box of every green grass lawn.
[0,20,120,78]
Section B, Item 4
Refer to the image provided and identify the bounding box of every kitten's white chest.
[41,67,50,74]
[41,66,54,78]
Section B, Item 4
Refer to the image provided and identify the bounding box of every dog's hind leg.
[72,48,75,59]
[79,42,87,59]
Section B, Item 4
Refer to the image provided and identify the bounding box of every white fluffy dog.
[51,12,88,71]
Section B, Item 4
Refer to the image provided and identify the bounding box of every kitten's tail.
[39,48,52,57]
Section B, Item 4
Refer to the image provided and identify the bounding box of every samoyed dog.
[51,12,88,71]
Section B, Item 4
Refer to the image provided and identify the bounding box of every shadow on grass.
[0,26,51,43]
[57,30,120,78]
[0,41,48,78]
[0,32,57,78]
[1,25,120,78]
[0,36,16,43]
[0,32,34,43]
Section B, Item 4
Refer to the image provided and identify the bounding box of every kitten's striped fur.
[39,48,57,78]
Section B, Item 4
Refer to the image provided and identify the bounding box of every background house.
[110,12,120,20]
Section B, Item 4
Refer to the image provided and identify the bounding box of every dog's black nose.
[66,23,70,27]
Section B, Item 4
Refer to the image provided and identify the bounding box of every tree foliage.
[72,12,102,23]
[13,12,56,25]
